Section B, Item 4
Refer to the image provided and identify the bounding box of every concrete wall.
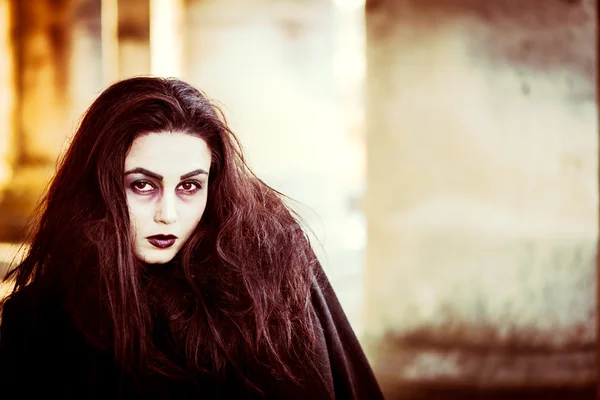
[364,0,597,393]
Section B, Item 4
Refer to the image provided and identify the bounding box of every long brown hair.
[3,77,320,390]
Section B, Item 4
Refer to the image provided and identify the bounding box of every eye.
[178,181,202,194]
[131,180,155,194]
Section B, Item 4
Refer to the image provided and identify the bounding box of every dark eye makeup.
[129,180,203,195]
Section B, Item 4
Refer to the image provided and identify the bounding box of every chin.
[137,249,177,265]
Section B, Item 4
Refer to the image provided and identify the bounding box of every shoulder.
[3,280,57,309]
[0,281,87,366]
[307,263,386,399]
[2,284,35,322]
[1,282,65,336]
[309,263,340,320]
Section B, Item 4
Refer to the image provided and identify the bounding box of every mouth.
[147,234,177,249]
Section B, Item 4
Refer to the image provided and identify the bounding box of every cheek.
[126,197,151,235]
[128,213,141,240]
[183,198,208,229]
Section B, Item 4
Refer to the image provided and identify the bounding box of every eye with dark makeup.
[178,180,203,194]
[130,180,154,194]
[129,180,203,195]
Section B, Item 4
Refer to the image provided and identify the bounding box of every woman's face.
[124,131,211,264]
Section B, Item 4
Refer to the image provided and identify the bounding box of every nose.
[154,193,177,224]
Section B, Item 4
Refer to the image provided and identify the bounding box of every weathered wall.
[364,0,597,394]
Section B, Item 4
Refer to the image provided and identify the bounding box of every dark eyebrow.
[124,167,208,181]
[124,168,163,180]
[180,169,209,180]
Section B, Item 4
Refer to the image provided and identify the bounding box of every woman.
[0,77,383,399]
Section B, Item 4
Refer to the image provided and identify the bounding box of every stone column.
[115,0,150,80]
[70,0,104,121]
[99,0,150,84]
[0,0,77,243]
[149,0,184,77]
[0,0,16,197]
[363,0,597,397]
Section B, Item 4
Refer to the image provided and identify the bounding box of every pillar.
[363,0,597,396]
[0,0,16,196]
[70,0,104,121]
[102,0,150,82]
[149,0,184,78]
[103,0,183,80]
[0,0,77,243]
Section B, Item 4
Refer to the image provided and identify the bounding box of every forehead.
[125,131,211,173]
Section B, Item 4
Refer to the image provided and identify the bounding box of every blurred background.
[0,0,597,398]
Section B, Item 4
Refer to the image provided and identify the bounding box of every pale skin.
[124,131,212,264]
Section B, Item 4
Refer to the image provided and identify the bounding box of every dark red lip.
[147,235,177,249]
